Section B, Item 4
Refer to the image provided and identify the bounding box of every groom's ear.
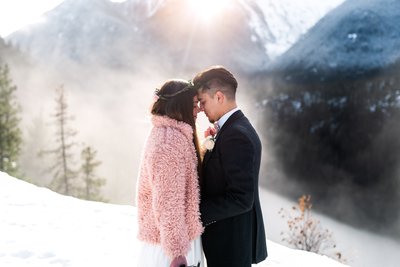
[215,91,225,103]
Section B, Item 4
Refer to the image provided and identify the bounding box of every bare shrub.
[279,195,346,263]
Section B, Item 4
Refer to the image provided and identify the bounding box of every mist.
[1,0,400,266]
[12,58,167,204]
[11,54,265,205]
[250,0,400,240]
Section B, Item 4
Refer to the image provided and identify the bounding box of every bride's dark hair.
[151,79,196,128]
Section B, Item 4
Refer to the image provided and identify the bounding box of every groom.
[194,66,267,267]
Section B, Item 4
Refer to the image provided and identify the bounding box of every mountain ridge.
[6,0,344,74]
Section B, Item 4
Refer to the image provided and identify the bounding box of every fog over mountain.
[4,1,400,265]
[7,0,343,73]
[268,0,400,81]
[2,0,343,205]
[257,0,400,238]
[4,0,400,257]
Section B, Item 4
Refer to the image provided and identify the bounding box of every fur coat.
[136,115,203,260]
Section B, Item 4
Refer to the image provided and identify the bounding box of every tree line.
[0,63,106,202]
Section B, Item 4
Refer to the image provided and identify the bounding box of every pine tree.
[0,64,22,177]
[80,145,107,202]
[43,85,78,196]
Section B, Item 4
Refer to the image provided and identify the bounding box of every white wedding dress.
[137,237,203,267]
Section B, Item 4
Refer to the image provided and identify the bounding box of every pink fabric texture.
[136,115,203,260]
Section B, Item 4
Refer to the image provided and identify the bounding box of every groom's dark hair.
[193,66,238,100]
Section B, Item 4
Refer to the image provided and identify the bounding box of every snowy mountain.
[6,0,344,73]
[267,0,400,81]
[1,0,345,208]
[0,171,351,267]
[256,0,400,236]
[253,0,346,59]
[2,3,400,266]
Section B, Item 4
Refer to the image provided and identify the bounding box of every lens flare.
[187,0,231,23]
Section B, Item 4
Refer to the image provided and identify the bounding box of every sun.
[187,0,231,23]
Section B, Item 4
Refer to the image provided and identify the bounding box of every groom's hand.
[170,255,187,267]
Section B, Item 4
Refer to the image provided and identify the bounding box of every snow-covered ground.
[261,190,400,267]
[0,171,350,267]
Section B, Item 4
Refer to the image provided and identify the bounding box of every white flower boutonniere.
[203,136,216,151]
[202,124,218,152]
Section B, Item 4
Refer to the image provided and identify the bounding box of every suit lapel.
[215,110,244,139]
[202,110,244,168]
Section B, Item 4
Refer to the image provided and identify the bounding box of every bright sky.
[0,0,233,37]
[0,0,63,37]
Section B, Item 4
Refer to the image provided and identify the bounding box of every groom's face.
[198,90,220,123]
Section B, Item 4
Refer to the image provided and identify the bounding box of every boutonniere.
[202,125,218,152]
[203,135,216,151]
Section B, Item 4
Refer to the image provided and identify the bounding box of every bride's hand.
[170,255,187,267]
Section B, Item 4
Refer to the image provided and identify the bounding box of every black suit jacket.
[200,110,267,267]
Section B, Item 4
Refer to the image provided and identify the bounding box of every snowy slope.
[261,190,400,267]
[0,171,348,267]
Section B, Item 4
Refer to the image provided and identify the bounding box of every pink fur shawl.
[136,115,203,259]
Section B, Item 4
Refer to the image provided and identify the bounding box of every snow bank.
[0,172,347,266]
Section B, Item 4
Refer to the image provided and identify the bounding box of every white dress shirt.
[217,107,240,129]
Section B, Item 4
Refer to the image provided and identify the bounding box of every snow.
[269,0,400,80]
[261,190,400,267]
[251,0,346,59]
[0,171,349,267]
